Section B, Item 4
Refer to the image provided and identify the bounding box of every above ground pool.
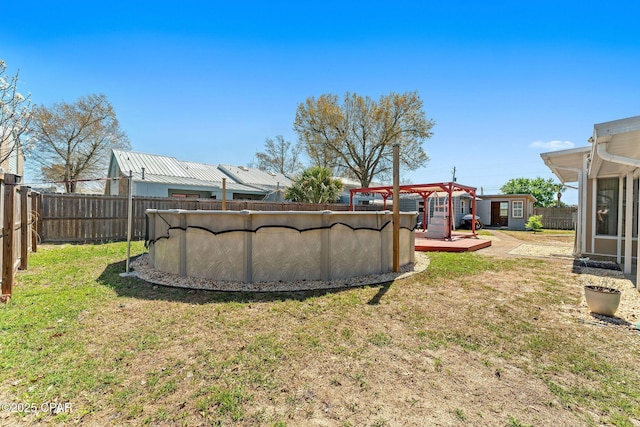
[145,209,417,284]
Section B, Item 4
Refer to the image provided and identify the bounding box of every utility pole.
[222,178,227,210]
[124,171,133,274]
[393,143,400,272]
[451,166,457,182]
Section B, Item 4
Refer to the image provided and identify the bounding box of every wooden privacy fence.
[38,194,381,243]
[533,207,577,230]
[1,174,38,302]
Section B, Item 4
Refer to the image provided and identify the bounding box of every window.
[512,201,524,218]
[500,202,508,217]
[596,178,618,236]
[170,193,200,198]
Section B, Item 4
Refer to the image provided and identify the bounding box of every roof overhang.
[540,146,590,183]
[589,115,640,178]
[480,193,537,203]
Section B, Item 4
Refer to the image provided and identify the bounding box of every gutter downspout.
[596,142,640,169]
[596,142,640,282]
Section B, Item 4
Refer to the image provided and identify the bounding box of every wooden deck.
[415,231,492,253]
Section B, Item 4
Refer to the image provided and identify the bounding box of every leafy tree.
[255,135,303,176]
[500,177,559,207]
[285,166,343,204]
[28,94,130,193]
[294,91,435,187]
[0,59,32,166]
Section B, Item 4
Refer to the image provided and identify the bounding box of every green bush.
[525,215,543,232]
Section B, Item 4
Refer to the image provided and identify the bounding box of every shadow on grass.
[589,312,636,328]
[367,282,392,305]
[97,257,395,305]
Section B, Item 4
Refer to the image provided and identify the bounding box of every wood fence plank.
[20,187,29,270]
[532,207,577,230]
[2,184,15,298]
[38,194,383,243]
[31,192,39,252]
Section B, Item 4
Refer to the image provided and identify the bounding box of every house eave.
[540,146,590,183]
[589,115,640,178]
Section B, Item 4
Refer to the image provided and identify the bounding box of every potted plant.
[584,280,621,317]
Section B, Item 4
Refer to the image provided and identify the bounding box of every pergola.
[349,181,479,238]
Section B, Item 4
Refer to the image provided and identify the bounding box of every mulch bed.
[573,258,621,272]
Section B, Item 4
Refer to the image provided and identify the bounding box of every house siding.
[477,202,491,228]
[584,177,639,261]
[541,116,640,279]
[0,133,25,176]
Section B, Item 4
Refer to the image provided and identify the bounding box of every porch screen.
[596,178,618,236]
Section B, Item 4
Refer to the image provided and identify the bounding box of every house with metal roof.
[105,150,291,201]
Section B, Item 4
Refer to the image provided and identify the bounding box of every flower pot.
[584,285,621,316]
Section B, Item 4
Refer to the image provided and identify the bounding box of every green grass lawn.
[1,242,639,426]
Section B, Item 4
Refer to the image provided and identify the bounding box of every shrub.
[525,215,543,232]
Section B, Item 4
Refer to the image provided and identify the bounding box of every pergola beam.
[349,181,479,237]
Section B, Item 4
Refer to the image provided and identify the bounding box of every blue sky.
[2,1,640,204]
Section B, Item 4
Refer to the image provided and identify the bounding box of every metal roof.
[218,164,292,188]
[112,149,190,178]
[129,172,260,192]
[110,150,294,194]
[112,150,294,187]
[179,160,231,182]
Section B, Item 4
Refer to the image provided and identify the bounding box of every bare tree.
[255,135,303,176]
[28,94,130,193]
[0,59,32,168]
[294,91,435,187]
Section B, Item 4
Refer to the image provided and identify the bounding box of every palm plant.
[554,183,567,207]
[285,166,343,203]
